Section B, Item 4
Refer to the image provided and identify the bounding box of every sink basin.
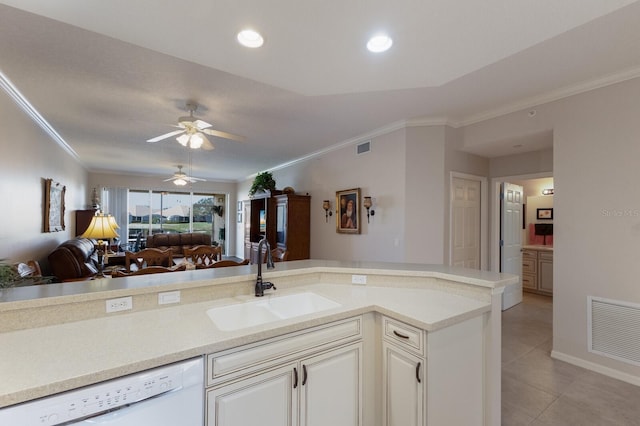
[207,292,341,331]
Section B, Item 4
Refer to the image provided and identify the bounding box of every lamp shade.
[81,214,119,240]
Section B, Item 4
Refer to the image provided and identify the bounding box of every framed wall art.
[536,208,553,220]
[44,178,66,232]
[336,188,361,234]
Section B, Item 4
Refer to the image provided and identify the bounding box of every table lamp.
[81,213,120,277]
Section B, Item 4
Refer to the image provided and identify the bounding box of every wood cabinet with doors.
[243,191,310,263]
[75,209,97,236]
[522,247,553,296]
[206,317,363,426]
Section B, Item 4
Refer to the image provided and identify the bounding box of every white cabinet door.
[207,363,298,426]
[299,343,362,426]
[382,341,424,426]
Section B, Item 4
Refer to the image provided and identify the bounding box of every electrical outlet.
[158,290,181,305]
[352,274,367,285]
[106,296,133,313]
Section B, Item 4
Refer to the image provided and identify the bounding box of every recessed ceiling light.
[367,34,393,53]
[237,29,264,48]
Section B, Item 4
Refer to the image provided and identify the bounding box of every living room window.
[124,189,225,249]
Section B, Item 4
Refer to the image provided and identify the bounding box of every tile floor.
[501,293,640,425]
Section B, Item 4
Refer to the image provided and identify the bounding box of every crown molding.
[459,65,640,127]
[0,70,79,161]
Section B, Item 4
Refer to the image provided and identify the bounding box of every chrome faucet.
[255,237,276,297]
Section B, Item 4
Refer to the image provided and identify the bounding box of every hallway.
[501,293,640,425]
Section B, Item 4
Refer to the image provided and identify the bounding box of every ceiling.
[1,1,640,182]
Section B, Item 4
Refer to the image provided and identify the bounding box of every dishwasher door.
[0,357,204,426]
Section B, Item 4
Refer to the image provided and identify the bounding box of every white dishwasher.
[0,357,204,426]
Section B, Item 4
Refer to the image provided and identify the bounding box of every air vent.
[588,296,640,366]
[357,140,371,155]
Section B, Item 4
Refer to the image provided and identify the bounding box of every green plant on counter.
[249,171,276,197]
[0,261,20,288]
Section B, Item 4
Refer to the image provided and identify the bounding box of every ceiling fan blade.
[147,129,185,143]
[200,133,215,151]
[202,128,246,142]
[163,177,175,182]
[193,119,212,130]
[185,176,206,182]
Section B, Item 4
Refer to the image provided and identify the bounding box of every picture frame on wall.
[537,208,553,220]
[336,188,361,234]
[44,178,66,232]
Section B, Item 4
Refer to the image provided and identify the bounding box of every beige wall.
[239,129,408,262]
[465,76,640,381]
[0,90,88,273]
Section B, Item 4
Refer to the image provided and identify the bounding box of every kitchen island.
[0,260,517,425]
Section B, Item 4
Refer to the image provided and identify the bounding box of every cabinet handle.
[393,330,410,339]
[293,367,298,389]
[416,362,421,383]
[302,364,308,386]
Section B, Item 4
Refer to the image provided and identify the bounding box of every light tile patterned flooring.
[502,293,640,425]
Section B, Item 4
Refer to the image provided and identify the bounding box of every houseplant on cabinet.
[249,172,276,197]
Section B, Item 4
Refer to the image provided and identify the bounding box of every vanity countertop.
[523,245,554,252]
[0,260,517,408]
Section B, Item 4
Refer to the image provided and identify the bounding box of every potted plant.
[0,261,19,288]
[249,171,276,197]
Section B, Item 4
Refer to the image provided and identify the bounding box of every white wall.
[0,90,88,273]
[465,76,640,381]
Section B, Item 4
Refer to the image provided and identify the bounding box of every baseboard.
[551,350,640,386]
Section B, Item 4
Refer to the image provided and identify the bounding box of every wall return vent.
[357,140,371,155]
[588,296,640,366]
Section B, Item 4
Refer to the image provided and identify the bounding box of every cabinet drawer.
[522,249,537,260]
[539,251,553,261]
[382,316,424,356]
[522,273,537,290]
[522,258,537,274]
[207,316,362,386]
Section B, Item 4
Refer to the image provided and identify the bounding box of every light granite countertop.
[0,261,517,409]
[522,245,554,252]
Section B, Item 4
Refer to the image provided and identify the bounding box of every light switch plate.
[159,290,181,305]
[352,274,367,285]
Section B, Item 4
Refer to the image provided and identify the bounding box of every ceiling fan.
[164,165,205,186]
[147,102,245,150]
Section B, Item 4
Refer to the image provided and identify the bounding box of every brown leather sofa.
[145,232,212,257]
[48,238,99,282]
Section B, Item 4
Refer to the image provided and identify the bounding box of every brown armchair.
[48,238,99,281]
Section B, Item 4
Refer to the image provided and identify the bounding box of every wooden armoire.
[243,191,310,263]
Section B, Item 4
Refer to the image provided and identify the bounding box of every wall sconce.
[322,200,333,222]
[542,188,554,195]
[363,196,375,223]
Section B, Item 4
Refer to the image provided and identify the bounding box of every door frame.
[449,172,488,270]
[490,172,553,272]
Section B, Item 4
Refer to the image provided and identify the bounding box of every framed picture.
[537,208,553,220]
[336,188,361,234]
[44,178,66,232]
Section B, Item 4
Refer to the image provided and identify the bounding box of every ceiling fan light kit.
[147,102,245,150]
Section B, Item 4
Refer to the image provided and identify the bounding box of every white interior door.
[500,182,523,309]
[451,177,481,268]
